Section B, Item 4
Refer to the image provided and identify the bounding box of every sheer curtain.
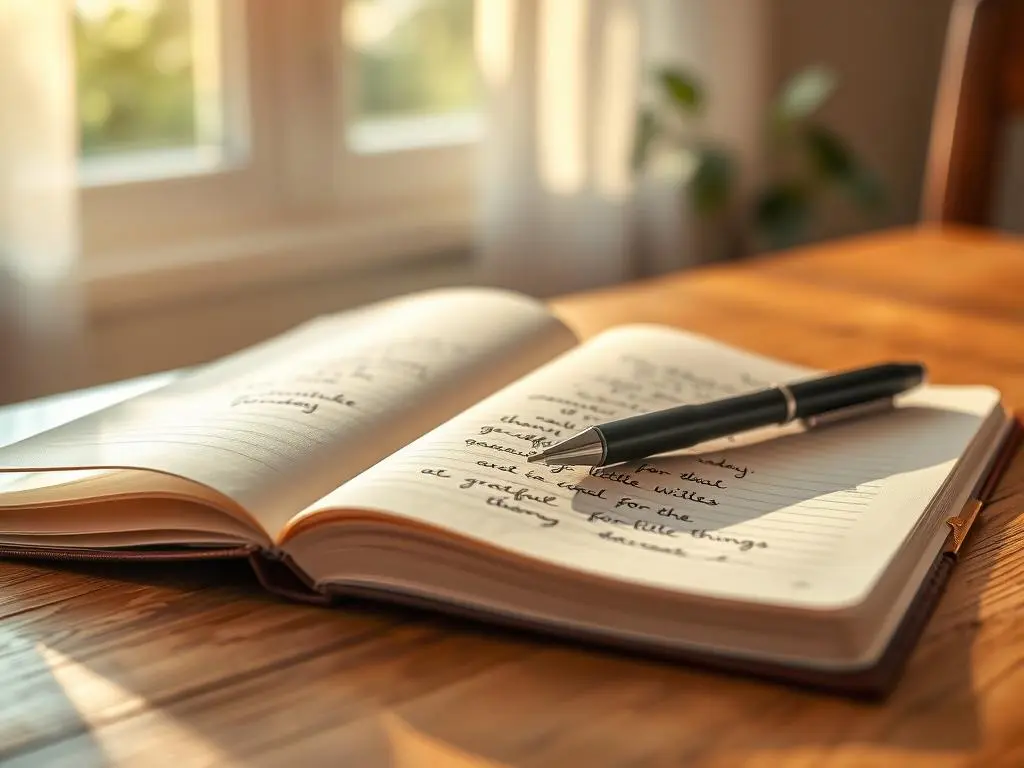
[0,2,82,404]
[475,0,770,296]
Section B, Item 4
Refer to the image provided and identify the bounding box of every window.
[344,0,479,153]
[74,0,478,305]
[75,0,235,184]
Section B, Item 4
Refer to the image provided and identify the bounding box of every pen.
[526,362,927,467]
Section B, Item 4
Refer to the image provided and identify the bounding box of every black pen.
[527,362,927,467]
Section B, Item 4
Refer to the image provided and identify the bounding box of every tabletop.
[1,225,1023,767]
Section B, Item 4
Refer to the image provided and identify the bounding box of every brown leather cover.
[0,542,258,563]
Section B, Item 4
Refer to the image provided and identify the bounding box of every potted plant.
[632,65,885,257]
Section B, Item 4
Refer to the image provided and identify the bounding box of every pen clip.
[799,396,896,429]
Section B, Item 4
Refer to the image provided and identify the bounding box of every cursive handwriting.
[478,425,554,449]
[588,466,641,488]
[384,344,790,572]
[557,481,607,498]
[583,512,707,544]
[689,529,768,552]
[487,495,559,527]
[656,507,693,523]
[636,463,670,476]
[499,414,562,435]
[615,496,650,511]
[476,460,518,474]
[588,511,630,526]
[230,391,356,414]
[652,485,719,506]
[598,530,688,558]
[592,375,644,395]
[695,456,751,479]
[526,394,617,418]
[420,467,452,478]
[677,471,727,489]
[572,390,642,412]
[460,478,558,507]
[464,439,531,458]
[619,357,771,402]
[534,415,577,432]
[633,520,677,537]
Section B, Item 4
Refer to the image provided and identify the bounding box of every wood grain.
[1,226,1024,767]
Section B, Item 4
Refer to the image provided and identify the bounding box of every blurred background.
[0,0,1020,404]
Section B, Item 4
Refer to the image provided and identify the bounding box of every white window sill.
[81,199,477,318]
[78,146,234,188]
[347,112,482,155]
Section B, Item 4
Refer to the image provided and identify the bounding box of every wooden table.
[1,226,1023,767]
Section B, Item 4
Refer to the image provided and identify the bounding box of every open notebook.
[0,288,1018,697]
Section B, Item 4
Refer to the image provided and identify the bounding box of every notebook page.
[0,289,576,537]
[301,326,997,610]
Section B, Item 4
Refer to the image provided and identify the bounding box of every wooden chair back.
[922,0,1024,226]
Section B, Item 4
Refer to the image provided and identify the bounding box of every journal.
[0,288,1017,697]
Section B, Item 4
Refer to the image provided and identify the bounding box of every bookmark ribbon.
[945,499,983,557]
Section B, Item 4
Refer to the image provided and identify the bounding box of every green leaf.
[802,124,886,209]
[803,124,854,179]
[656,67,704,114]
[631,108,659,172]
[688,147,735,213]
[775,66,837,123]
[753,182,811,250]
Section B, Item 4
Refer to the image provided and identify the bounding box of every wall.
[636,0,772,274]
[770,0,955,240]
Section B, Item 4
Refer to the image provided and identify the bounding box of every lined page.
[0,289,576,537]
[301,326,998,609]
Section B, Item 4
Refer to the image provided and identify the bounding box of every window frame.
[79,0,478,310]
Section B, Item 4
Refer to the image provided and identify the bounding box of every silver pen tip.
[524,429,606,466]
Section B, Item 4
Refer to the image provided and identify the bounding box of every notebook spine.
[247,549,333,605]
